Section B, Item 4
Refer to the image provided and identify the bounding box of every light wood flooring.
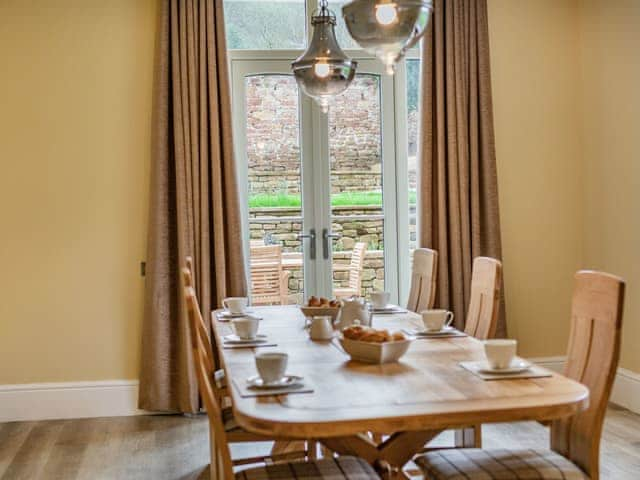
[1,404,638,479]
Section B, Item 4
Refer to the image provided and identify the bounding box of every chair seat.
[415,449,588,480]
[235,456,381,479]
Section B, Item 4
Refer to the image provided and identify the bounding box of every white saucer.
[217,310,256,319]
[477,358,532,374]
[370,305,406,314]
[223,334,267,344]
[246,375,304,390]
[414,325,455,335]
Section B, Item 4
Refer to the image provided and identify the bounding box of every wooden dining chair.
[249,244,290,305]
[183,285,315,466]
[464,256,502,340]
[406,248,438,313]
[334,242,367,299]
[186,288,382,480]
[414,270,625,480]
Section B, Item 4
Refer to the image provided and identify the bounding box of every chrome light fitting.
[292,0,357,113]
[342,0,433,74]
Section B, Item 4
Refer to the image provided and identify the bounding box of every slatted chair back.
[187,288,235,480]
[183,281,215,376]
[406,248,438,313]
[551,271,625,480]
[464,257,502,340]
[250,245,289,305]
[348,242,367,295]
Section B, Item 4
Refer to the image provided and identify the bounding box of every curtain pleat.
[139,0,247,413]
[418,0,506,336]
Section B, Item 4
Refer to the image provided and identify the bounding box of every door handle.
[297,229,316,260]
[322,228,342,260]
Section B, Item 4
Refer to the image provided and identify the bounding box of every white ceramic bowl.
[338,336,413,364]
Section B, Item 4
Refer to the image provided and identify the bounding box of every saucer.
[414,325,455,335]
[223,334,267,344]
[370,305,406,314]
[217,310,256,319]
[246,375,304,390]
[477,358,532,374]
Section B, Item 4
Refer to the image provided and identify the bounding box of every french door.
[232,55,407,305]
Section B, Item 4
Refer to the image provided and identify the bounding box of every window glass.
[406,59,420,252]
[224,0,306,49]
[328,1,359,49]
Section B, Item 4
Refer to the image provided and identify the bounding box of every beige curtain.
[418,0,506,336]
[139,0,247,413]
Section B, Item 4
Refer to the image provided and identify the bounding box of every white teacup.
[223,297,248,314]
[371,291,390,309]
[421,309,454,332]
[232,315,259,340]
[484,339,517,370]
[255,352,288,384]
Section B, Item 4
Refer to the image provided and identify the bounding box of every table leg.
[320,430,441,476]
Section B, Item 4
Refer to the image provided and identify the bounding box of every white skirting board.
[1,359,639,422]
[0,380,146,422]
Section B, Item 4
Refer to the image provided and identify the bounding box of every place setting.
[222,315,277,349]
[369,291,408,314]
[460,339,552,380]
[216,297,260,321]
[403,309,467,338]
[233,352,314,398]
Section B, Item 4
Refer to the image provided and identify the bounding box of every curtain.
[417,0,506,336]
[139,0,247,413]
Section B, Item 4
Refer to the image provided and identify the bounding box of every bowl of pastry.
[339,325,413,364]
[299,296,341,322]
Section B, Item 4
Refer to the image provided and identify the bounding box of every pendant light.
[292,0,358,113]
[342,0,433,74]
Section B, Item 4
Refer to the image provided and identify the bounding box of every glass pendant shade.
[292,2,357,113]
[342,0,433,74]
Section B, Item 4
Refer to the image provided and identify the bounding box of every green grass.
[248,190,417,208]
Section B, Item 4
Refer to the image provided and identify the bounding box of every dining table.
[212,305,589,478]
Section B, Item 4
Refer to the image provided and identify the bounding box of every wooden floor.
[1,405,638,479]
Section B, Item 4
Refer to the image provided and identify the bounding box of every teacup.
[371,291,391,310]
[223,297,248,314]
[484,339,517,370]
[255,352,288,384]
[232,315,259,340]
[421,309,454,332]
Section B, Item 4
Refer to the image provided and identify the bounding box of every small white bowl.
[338,336,413,364]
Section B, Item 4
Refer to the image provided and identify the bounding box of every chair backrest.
[348,243,367,294]
[551,271,625,480]
[186,288,234,480]
[406,248,438,313]
[250,245,286,305]
[464,257,502,340]
[182,270,215,375]
[185,255,195,288]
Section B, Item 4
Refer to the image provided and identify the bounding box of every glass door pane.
[242,74,306,305]
[327,74,386,300]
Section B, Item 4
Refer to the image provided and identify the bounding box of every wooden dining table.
[212,306,589,477]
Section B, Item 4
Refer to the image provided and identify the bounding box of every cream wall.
[488,0,583,358]
[0,0,157,383]
[0,0,637,386]
[578,0,640,373]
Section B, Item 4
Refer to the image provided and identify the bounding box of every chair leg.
[453,424,482,448]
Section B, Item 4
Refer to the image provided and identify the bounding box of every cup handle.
[446,311,454,326]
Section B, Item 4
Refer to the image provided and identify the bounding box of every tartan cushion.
[235,456,380,479]
[415,449,588,480]
[221,406,240,432]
